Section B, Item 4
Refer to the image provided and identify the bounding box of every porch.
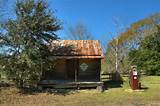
[38,80,104,89]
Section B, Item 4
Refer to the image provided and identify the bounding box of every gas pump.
[129,66,140,90]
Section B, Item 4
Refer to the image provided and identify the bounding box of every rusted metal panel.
[49,40,104,58]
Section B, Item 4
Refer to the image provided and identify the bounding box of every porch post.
[75,59,78,82]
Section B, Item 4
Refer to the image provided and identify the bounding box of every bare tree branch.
[66,22,94,40]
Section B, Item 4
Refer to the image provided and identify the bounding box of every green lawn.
[0,76,160,106]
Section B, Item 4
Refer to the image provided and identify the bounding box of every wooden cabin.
[39,40,104,89]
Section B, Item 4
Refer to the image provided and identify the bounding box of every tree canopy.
[105,13,160,74]
[0,0,61,87]
[129,26,160,75]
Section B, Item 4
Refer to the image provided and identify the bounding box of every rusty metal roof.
[49,40,104,59]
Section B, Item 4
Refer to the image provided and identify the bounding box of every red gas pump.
[129,66,139,90]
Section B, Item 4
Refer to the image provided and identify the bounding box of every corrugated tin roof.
[49,40,104,58]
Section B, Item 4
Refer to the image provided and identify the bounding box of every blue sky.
[48,0,160,43]
[2,0,160,44]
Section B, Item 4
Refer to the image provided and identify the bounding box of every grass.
[0,76,160,106]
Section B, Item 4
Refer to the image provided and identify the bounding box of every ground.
[0,76,160,106]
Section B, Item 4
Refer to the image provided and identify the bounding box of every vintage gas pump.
[129,66,140,90]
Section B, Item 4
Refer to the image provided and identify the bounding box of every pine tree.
[0,0,61,87]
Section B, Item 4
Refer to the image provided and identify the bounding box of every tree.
[104,18,128,74]
[129,26,160,75]
[66,23,94,40]
[105,13,160,74]
[0,0,61,87]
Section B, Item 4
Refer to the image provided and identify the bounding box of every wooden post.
[75,59,78,82]
[99,60,101,82]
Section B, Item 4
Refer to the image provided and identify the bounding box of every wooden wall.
[54,59,67,79]
[78,59,101,81]
[43,59,67,80]
[43,58,101,82]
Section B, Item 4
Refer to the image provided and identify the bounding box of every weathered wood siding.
[78,59,101,81]
[44,59,67,80]
[44,59,101,82]
[67,59,76,80]
[53,59,67,79]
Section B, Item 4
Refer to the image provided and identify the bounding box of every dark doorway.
[67,59,78,80]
